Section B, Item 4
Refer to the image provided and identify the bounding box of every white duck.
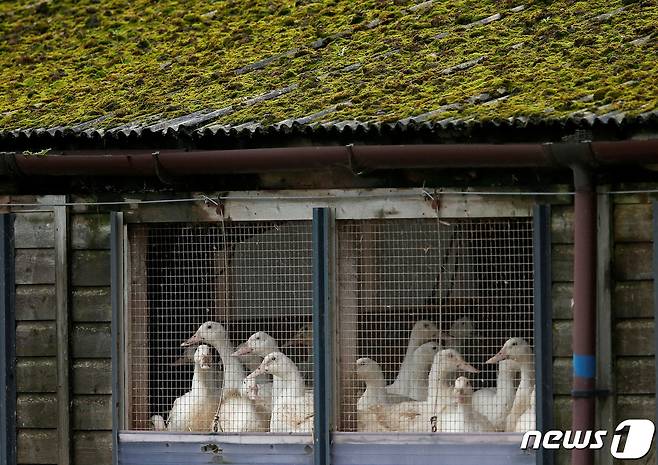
[355,357,410,432]
[472,359,520,431]
[374,349,478,432]
[249,351,314,433]
[171,345,223,391]
[233,331,280,413]
[485,337,535,432]
[182,321,268,432]
[442,376,495,432]
[386,320,446,400]
[515,387,536,432]
[446,317,474,356]
[401,341,443,401]
[151,345,220,431]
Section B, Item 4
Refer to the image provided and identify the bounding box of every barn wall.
[13,201,58,465]
[611,194,655,465]
[7,189,656,465]
[69,211,112,465]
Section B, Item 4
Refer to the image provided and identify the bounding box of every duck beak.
[249,366,266,378]
[199,354,212,369]
[486,348,507,364]
[181,333,202,347]
[233,346,253,357]
[458,361,479,373]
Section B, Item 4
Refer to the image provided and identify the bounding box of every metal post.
[0,214,16,465]
[571,168,597,465]
[110,212,124,465]
[313,208,332,465]
[533,205,553,465]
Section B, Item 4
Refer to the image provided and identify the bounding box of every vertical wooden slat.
[336,226,358,432]
[110,213,124,465]
[596,188,614,465]
[55,198,71,465]
[126,224,149,430]
[0,214,16,465]
[533,204,553,465]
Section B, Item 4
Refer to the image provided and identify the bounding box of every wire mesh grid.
[127,221,314,432]
[337,217,535,433]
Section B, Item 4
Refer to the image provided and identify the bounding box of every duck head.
[453,376,474,404]
[486,337,533,364]
[194,344,213,370]
[355,357,384,382]
[410,320,451,345]
[249,351,295,380]
[434,349,479,374]
[413,341,442,367]
[233,331,279,357]
[181,321,227,347]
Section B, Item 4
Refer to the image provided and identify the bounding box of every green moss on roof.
[1,0,657,130]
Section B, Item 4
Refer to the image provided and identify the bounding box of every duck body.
[386,320,444,400]
[182,321,267,432]
[152,344,220,432]
[442,377,495,433]
[250,351,314,432]
[472,359,519,431]
[485,337,535,432]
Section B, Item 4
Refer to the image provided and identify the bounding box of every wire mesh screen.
[337,218,535,433]
[127,221,314,432]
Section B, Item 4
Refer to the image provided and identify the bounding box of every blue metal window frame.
[533,204,553,465]
[0,214,16,465]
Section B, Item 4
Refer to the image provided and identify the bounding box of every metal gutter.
[1,140,656,177]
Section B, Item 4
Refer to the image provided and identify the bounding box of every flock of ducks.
[151,319,535,434]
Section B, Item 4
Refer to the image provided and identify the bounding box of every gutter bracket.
[151,151,176,185]
[0,152,23,177]
[345,144,368,176]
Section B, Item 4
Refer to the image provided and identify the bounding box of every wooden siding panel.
[552,282,573,320]
[551,206,574,244]
[16,395,58,429]
[14,212,54,249]
[552,321,571,357]
[71,214,111,250]
[73,432,112,465]
[16,359,56,393]
[16,322,56,357]
[72,360,112,395]
[72,397,112,430]
[17,430,58,464]
[613,243,653,281]
[613,281,653,319]
[72,288,111,322]
[616,395,656,422]
[71,251,110,287]
[616,358,655,394]
[553,357,572,395]
[15,249,55,285]
[614,320,654,356]
[551,245,573,282]
[15,285,56,321]
[72,324,111,358]
[613,203,652,242]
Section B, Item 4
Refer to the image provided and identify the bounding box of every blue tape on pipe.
[573,354,596,378]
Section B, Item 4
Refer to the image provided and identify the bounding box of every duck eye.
[271,356,276,361]
[423,324,429,328]
[206,324,212,329]
[255,336,260,340]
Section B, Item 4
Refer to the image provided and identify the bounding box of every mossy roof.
[1,0,657,137]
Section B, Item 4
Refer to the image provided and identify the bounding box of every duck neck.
[518,359,535,389]
[495,367,517,405]
[363,372,387,403]
[212,338,246,391]
[272,366,306,399]
[428,365,453,406]
[191,365,214,394]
